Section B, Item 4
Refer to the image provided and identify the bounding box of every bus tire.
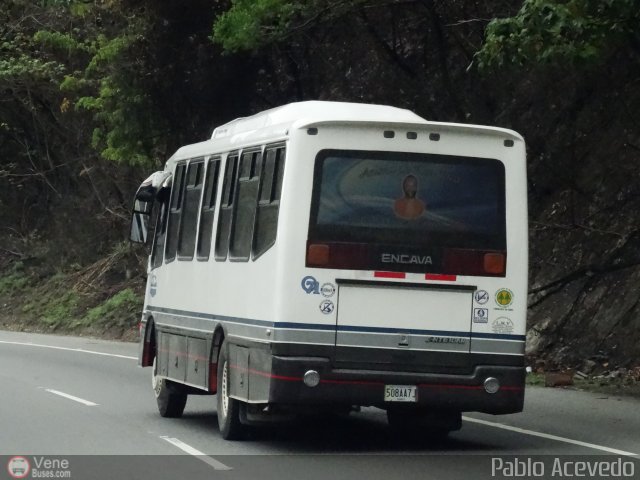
[152,356,187,418]
[216,341,245,440]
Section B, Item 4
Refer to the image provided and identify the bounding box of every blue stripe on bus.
[146,305,526,342]
[277,322,525,341]
[147,305,274,327]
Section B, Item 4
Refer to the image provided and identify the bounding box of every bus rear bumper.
[267,356,525,414]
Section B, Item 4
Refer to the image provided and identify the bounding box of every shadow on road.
[179,409,500,454]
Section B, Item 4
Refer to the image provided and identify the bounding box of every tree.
[475,0,640,70]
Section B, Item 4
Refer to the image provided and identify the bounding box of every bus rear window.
[307,150,506,276]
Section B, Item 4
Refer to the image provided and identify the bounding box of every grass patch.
[0,262,29,295]
[82,288,142,329]
[40,291,80,328]
[526,371,640,397]
[525,372,545,386]
[571,376,640,397]
[0,238,146,339]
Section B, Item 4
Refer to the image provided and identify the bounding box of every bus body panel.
[276,125,526,365]
[335,282,474,357]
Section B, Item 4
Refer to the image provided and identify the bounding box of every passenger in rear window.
[394,174,426,220]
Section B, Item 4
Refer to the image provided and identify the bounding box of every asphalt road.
[1,330,639,480]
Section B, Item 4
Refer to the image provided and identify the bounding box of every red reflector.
[443,248,507,277]
[374,271,406,279]
[307,244,330,266]
[209,363,218,393]
[425,274,457,281]
[484,253,505,274]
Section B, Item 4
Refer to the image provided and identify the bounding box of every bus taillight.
[306,242,370,269]
[484,252,506,275]
[307,243,330,266]
[443,249,506,277]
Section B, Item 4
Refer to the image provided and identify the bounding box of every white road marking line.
[0,340,137,360]
[43,388,99,407]
[463,416,638,457]
[160,436,232,471]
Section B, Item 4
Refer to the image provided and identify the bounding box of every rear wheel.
[216,341,245,440]
[152,356,187,418]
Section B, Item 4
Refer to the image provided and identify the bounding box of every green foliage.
[1,1,164,169]
[525,372,545,386]
[59,74,84,92]
[33,30,90,53]
[78,75,158,166]
[212,0,371,52]
[85,34,133,73]
[0,55,65,83]
[83,288,142,326]
[477,0,640,70]
[41,291,80,327]
[213,0,302,51]
[50,24,160,167]
[0,270,29,296]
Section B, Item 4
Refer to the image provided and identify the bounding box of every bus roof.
[167,101,523,164]
[211,101,427,139]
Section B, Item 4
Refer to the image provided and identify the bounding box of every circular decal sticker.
[319,300,335,314]
[495,288,513,307]
[492,317,514,334]
[320,283,336,298]
[474,290,489,305]
[7,457,30,479]
[149,274,158,297]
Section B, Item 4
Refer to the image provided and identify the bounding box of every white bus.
[130,101,528,440]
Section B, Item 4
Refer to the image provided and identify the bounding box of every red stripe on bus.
[229,364,301,382]
[418,384,524,392]
[419,384,483,390]
[227,366,525,392]
[374,271,406,279]
[497,386,525,392]
[425,274,457,281]
[320,379,384,386]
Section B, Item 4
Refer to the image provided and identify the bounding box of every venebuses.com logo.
[6,456,71,478]
[7,456,30,479]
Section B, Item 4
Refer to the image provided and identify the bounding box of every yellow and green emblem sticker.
[495,288,513,307]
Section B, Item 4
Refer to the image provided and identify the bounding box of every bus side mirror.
[130,199,152,244]
[129,171,172,244]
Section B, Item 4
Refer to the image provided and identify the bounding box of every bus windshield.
[307,149,506,275]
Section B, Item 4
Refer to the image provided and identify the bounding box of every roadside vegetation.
[0,243,144,340]
[526,371,640,398]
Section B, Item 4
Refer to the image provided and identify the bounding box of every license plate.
[384,385,418,402]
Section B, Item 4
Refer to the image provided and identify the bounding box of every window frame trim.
[164,161,188,264]
[196,155,223,262]
[177,158,206,262]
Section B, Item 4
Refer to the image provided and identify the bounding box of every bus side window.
[150,190,169,269]
[165,163,187,263]
[253,146,285,259]
[177,160,204,259]
[196,157,221,260]
[229,150,262,261]
[214,153,239,261]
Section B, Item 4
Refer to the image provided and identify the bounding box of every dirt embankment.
[514,61,640,375]
[0,239,145,341]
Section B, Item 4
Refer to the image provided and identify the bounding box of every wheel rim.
[221,360,229,417]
